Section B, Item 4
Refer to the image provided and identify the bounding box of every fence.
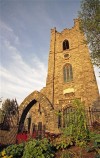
[62,107,100,128]
[85,107,100,126]
[0,107,100,145]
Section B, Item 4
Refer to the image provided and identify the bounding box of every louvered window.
[63,40,69,50]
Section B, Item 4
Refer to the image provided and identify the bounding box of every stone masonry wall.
[45,19,99,109]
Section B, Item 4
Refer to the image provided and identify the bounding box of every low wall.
[0,127,18,145]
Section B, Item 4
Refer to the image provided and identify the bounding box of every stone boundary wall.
[0,127,18,145]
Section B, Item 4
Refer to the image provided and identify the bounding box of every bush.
[59,150,78,158]
[0,150,13,158]
[86,132,100,158]
[0,143,24,158]
[54,136,74,150]
[0,139,55,158]
[62,100,90,147]
[22,138,54,158]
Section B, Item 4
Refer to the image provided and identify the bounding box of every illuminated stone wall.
[20,19,99,133]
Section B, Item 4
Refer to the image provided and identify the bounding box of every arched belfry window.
[63,40,69,50]
[63,64,73,82]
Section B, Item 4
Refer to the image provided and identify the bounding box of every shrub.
[22,138,54,158]
[62,99,90,147]
[54,136,74,150]
[1,143,25,158]
[60,150,78,158]
[0,149,13,158]
[86,132,100,158]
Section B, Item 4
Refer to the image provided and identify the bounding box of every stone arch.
[18,90,54,133]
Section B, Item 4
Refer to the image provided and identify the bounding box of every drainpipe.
[52,27,56,106]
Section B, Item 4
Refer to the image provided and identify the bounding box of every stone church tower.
[19,19,99,134]
[42,19,99,109]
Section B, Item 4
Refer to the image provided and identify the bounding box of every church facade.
[19,19,99,134]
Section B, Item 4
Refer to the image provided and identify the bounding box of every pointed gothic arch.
[18,91,54,133]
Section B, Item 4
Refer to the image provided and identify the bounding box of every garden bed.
[55,145,96,158]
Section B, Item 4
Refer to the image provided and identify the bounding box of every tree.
[0,99,19,130]
[0,109,4,123]
[78,0,100,67]
[2,98,18,115]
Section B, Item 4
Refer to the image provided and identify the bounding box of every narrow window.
[38,122,42,131]
[32,123,35,133]
[38,122,42,139]
[63,40,69,50]
[63,107,75,127]
[27,117,31,132]
[63,64,73,82]
[58,111,62,128]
